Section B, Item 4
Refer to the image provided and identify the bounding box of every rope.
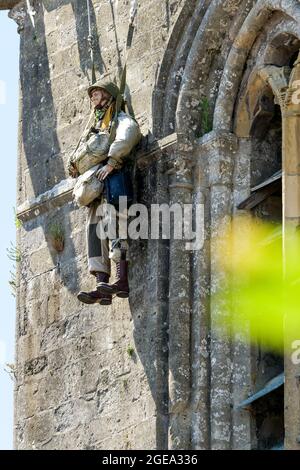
[69,109,95,165]
[75,0,139,149]
[108,1,139,143]
[87,0,96,84]
[130,0,138,25]
[127,0,138,49]
[67,1,138,175]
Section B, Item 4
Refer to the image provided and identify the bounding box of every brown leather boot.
[77,272,112,305]
[97,255,129,298]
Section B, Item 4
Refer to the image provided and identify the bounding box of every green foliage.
[127,346,135,358]
[14,208,22,229]
[7,242,21,263]
[199,97,213,136]
[49,222,65,253]
[8,271,17,298]
[6,240,20,297]
[213,218,300,353]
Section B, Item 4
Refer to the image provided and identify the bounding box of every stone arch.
[151,0,300,450]
[151,0,262,451]
[234,65,291,137]
[233,24,300,136]
[175,0,257,142]
[153,0,300,142]
[261,30,300,66]
[152,0,255,140]
[152,0,210,138]
[214,0,300,131]
[209,0,300,450]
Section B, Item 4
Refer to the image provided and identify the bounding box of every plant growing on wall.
[7,242,21,263]
[48,222,65,253]
[8,271,17,298]
[6,242,21,298]
[14,207,22,229]
[6,208,22,297]
[199,96,213,136]
[127,346,135,358]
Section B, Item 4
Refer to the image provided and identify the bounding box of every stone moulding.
[0,0,20,10]
[136,132,178,169]
[16,178,76,223]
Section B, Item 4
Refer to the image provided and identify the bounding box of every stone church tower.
[1,0,300,450]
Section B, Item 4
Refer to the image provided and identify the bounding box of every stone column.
[167,151,194,450]
[204,131,237,449]
[190,139,211,450]
[282,51,300,451]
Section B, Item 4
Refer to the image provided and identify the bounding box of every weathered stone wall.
[10,0,300,450]
[12,0,183,450]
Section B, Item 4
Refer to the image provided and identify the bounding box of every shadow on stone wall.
[20,0,110,293]
[43,0,106,80]
[126,162,170,449]
[20,7,62,194]
[19,0,170,448]
[20,3,76,290]
[108,0,122,72]
[20,0,106,197]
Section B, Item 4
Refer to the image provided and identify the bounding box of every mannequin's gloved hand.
[96,164,114,181]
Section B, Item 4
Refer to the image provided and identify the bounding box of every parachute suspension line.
[126,0,138,56]
[120,1,138,102]
[120,0,138,86]
[127,0,139,197]
[130,0,138,22]
[109,1,138,144]
[70,108,95,164]
[71,2,138,168]
[87,0,96,84]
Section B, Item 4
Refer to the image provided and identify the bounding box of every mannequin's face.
[90,88,111,108]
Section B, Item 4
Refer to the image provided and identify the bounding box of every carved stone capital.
[166,156,194,192]
[8,0,26,33]
[166,156,194,175]
[258,65,291,110]
[284,51,300,109]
